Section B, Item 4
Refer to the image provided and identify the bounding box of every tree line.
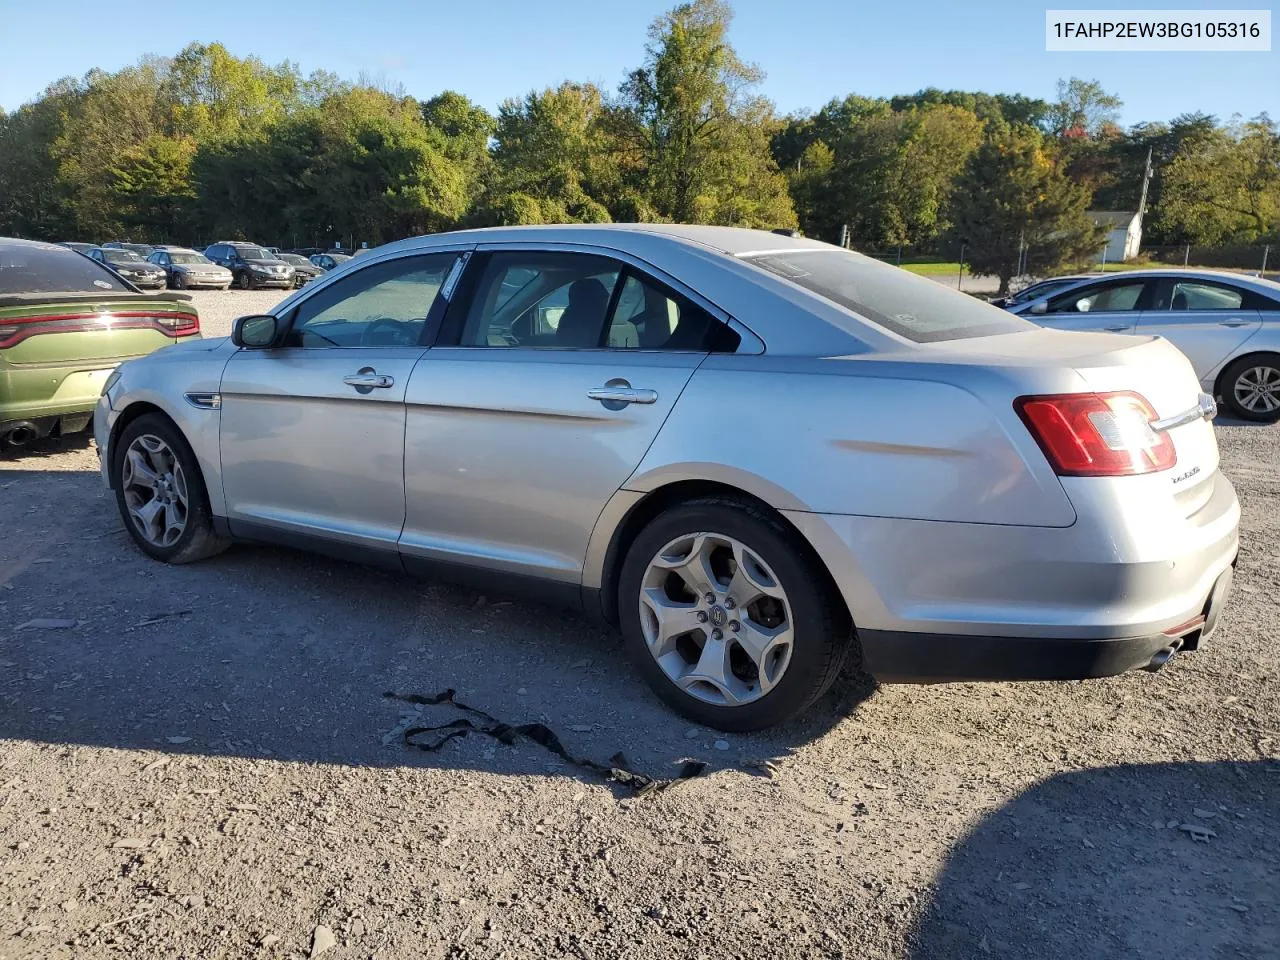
[1,0,1276,291]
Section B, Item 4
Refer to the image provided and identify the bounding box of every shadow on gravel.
[0,430,94,462]
[910,759,1280,960]
[0,464,876,794]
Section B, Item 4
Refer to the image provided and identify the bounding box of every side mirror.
[1029,300,1048,315]
[232,314,281,348]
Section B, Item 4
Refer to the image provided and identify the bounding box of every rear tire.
[1220,355,1280,423]
[112,413,230,564]
[618,497,851,731]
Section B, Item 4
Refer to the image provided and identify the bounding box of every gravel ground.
[1,291,1277,959]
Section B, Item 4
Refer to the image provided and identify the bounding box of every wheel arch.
[1213,349,1280,404]
[590,478,851,631]
[107,400,171,485]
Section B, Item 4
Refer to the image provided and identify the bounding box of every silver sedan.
[95,226,1239,730]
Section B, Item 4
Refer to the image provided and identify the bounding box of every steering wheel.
[361,317,416,347]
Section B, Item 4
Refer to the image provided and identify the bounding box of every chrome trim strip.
[183,392,221,410]
[1151,392,1216,433]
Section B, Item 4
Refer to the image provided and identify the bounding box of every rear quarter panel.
[625,353,1078,527]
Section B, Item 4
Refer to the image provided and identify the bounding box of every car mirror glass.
[232,314,280,349]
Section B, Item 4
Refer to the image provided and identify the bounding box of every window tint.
[1049,281,1146,314]
[744,249,1031,343]
[0,242,130,295]
[285,253,459,348]
[607,273,728,351]
[1163,281,1245,311]
[460,252,621,348]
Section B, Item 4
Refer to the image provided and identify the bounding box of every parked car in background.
[1009,268,1280,422]
[276,253,323,287]
[57,241,98,255]
[991,275,1090,309]
[102,241,156,259]
[1,237,200,449]
[96,225,1237,731]
[309,252,351,271]
[148,247,233,290]
[204,242,295,290]
[88,247,167,289]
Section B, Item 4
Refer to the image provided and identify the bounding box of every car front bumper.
[783,470,1241,682]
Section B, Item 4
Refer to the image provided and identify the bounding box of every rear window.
[0,242,130,295]
[743,249,1033,343]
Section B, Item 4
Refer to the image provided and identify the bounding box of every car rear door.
[398,244,735,590]
[1136,277,1262,379]
[217,249,465,559]
[1034,277,1154,335]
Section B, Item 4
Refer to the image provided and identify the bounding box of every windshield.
[329,254,351,263]
[743,249,1033,343]
[234,247,275,260]
[103,249,144,263]
[279,254,309,265]
[0,242,131,295]
[169,253,211,265]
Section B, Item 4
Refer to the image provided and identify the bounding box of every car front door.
[1034,277,1153,334]
[399,246,739,592]
[218,249,466,559]
[1137,277,1262,379]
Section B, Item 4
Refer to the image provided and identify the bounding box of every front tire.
[236,271,251,290]
[1220,355,1280,422]
[112,413,230,564]
[619,497,851,731]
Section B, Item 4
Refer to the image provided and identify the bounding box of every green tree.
[110,135,198,242]
[476,82,619,225]
[1157,115,1280,244]
[617,0,795,227]
[1049,77,1122,138]
[161,43,302,141]
[948,125,1106,294]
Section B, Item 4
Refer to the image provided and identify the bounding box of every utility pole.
[1263,244,1270,275]
[1137,146,1153,218]
[957,243,965,291]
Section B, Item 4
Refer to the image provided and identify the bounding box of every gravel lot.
[1,289,1277,959]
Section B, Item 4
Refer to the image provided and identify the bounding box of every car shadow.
[0,429,95,461]
[0,463,877,796]
[909,759,1280,960]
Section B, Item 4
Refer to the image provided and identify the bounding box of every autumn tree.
[948,124,1106,294]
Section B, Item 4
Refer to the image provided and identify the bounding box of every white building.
[1088,211,1142,263]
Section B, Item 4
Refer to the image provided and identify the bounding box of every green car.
[1,237,201,449]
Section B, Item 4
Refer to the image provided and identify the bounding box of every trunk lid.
[0,293,199,364]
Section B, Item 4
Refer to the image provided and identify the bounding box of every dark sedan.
[277,253,323,287]
[57,242,99,255]
[102,241,157,259]
[87,247,167,289]
[309,252,352,272]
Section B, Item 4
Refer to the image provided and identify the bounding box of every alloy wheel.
[639,532,794,706]
[1233,365,1280,414]
[120,434,189,548]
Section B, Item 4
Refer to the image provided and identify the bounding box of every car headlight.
[102,369,122,396]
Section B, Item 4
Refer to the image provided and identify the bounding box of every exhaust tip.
[3,424,38,447]
[1143,640,1183,673]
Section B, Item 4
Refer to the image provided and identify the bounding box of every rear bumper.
[861,560,1234,681]
[783,470,1240,671]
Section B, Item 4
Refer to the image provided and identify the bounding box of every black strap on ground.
[383,689,706,796]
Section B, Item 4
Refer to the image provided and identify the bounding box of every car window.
[606,272,729,351]
[1048,281,1146,314]
[285,253,459,348]
[1160,281,1246,311]
[744,249,1031,343]
[0,242,131,294]
[460,252,622,348]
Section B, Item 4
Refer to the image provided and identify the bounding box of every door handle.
[343,372,394,389]
[1218,319,1251,327]
[1104,324,1131,332]
[587,386,658,405]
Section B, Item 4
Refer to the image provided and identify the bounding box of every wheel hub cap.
[1235,365,1280,414]
[120,434,189,548]
[639,532,794,707]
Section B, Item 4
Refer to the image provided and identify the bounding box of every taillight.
[1015,392,1176,477]
[0,310,198,347]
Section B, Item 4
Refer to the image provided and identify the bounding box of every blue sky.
[0,0,1274,125]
